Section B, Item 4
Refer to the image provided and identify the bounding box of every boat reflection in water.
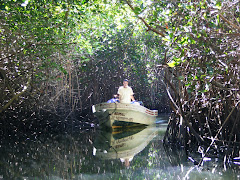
[93,125,159,167]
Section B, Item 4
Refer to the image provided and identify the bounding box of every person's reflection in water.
[120,156,133,167]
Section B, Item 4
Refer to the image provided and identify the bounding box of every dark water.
[0,115,240,180]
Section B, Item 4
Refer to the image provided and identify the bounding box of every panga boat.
[92,103,158,127]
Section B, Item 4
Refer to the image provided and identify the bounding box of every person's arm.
[117,87,121,102]
[130,87,135,101]
[130,95,135,101]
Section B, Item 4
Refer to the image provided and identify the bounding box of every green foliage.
[1,0,170,113]
[126,0,239,97]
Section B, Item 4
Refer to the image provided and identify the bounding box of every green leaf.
[216,1,221,9]
[162,37,170,42]
[167,61,177,67]
[134,7,141,15]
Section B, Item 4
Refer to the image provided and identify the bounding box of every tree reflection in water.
[0,120,240,179]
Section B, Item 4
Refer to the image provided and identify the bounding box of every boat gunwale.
[94,103,158,117]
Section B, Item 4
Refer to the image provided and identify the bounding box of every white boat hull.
[92,103,158,127]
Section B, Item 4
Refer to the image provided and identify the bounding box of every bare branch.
[219,13,240,31]
[0,77,31,113]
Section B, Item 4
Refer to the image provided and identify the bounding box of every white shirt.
[117,86,134,103]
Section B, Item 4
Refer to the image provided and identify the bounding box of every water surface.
[0,115,239,179]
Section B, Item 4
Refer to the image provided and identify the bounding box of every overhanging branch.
[125,0,165,37]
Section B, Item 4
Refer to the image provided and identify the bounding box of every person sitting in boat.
[117,79,135,103]
[107,94,119,103]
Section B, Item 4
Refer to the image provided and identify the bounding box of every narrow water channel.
[0,115,239,179]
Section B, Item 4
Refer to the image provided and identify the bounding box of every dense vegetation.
[0,0,239,166]
[0,0,169,120]
[124,0,239,162]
